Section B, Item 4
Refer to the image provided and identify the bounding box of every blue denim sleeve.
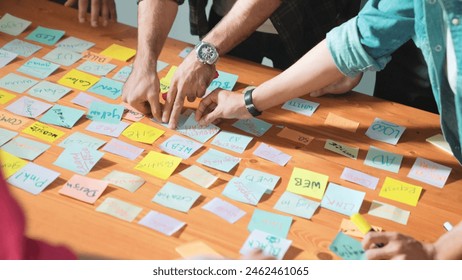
[327,0,415,77]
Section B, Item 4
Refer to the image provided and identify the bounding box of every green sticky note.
[0,13,31,36]
[87,101,124,124]
[248,208,292,238]
[25,26,65,45]
[329,232,366,260]
[364,146,403,173]
[274,191,320,219]
[40,104,85,128]
[17,57,60,79]
[152,182,201,213]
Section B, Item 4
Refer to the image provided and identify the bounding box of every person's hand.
[310,73,363,97]
[122,63,162,121]
[64,0,117,27]
[195,89,252,126]
[362,231,436,260]
[162,53,216,129]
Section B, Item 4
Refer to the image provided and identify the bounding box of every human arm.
[64,0,116,27]
[122,0,179,121]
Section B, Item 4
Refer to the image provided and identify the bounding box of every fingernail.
[162,93,167,101]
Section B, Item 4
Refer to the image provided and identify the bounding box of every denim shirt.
[327,0,462,164]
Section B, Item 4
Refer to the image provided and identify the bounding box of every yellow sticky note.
[100,44,136,62]
[176,241,222,259]
[160,66,177,93]
[122,122,165,144]
[22,121,66,143]
[135,151,182,180]
[339,218,382,239]
[379,177,423,206]
[287,167,329,200]
[0,89,16,105]
[0,150,27,178]
[58,69,100,91]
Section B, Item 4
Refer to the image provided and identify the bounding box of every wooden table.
[1,0,461,260]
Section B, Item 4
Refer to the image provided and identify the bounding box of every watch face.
[197,43,218,64]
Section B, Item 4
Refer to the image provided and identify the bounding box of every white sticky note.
[340,167,379,190]
[407,157,452,188]
[202,197,246,223]
[138,210,186,236]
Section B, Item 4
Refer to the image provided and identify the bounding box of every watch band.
[244,88,262,117]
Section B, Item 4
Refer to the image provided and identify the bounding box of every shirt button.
[452,17,460,25]
[434,44,442,52]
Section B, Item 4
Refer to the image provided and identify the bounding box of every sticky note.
[40,104,85,128]
[82,51,111,64]
[202,197,246,223]
[324,113,360,133]
[339,218,382,239]
[329,232,366,260]
[159,66,177,93]
[2,39,41,57]
[324,139,359,160]
[340,167,379,190]
[197,148,241,172]
[0,13,31,36]
[232,118,272,137]
[0,128,17,146]
[22,121,66,143]
[240,168,280,194]
[368,200,410,225]
[0,149,27,178]
[364,146,403,173]
[287,167,329,200]
[426,134,453,155]
[365,117,406,145]
[407,157,452,188]
[96,197,142,222]
[87,77,123,99]
[58,131,106,150]
[100,44,136,61]
[28,80,71,102]
[1,136,50,160]
[85,121,129,137]
[71,92,104,109]
[0,49,18,68]
[112,65,132,82]
[17,57,59,79]
[138,210,186,236]
[58,69,100,91]
[59,174,108,204]
[5,96,51,118]
[177,113,220,143]
[55,36,95,53]
[248,209,292,238]
[7,162,60,195]
[0,73,38,93]
[159,134,202,159]
[135,151,182,180]
[122,103,144,122]
[276,127,313,146]
[274,191,320,219]
[25,26,65,45]
[87,101,124,124]
[42,47,82,66]
[179,165,218,189]
[122,122,164,144]
[152,182,201,212]
[53,145,104,175]
[253,143,292,166]
[211,131,253,154]
[379,177,422,206]
[222,177,267,205]
[77,61,117,76]
[102,170,145,193]
[321,183,366,216]
[240,229,292,260]
[176,241,221,258]
[0,89,16,105]
[206,70,239,93]
[102,138,144,160]
[0,110,31,130]
[281,98,319,117]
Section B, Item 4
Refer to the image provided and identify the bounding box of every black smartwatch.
[244,88,262,117]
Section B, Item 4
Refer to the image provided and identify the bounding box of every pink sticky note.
[253,143,291,166]
[59,174,108,204]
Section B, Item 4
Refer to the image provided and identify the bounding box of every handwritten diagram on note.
[59,174,108,204]
[7,162,60,195]
[0,13,31,36]
[196,148,241,172]
[28,80,71,103]
[135,151,182,180]
[17,57,60,79]
[122,122,164,144]
[407,157,452,189]
[253,143,292,166]
[240,229,292,260]
[138,210,186,236]
[159,134,202,159]
[88,77,124,99]
[25,26,65,45]
[281,98,319,117]
[5,96,51,118]
[202,197,246,224]
[56,36,95,53]
[87,101,124,124]
[329,232,366,260]
[103,170,145,193]
[287,167,329,200]
[179,165,218,189]
[232,118,272,137]
[1,135,50,160]
[0,73,38,93]
[2,39,42,57]
[240,168,280,194]
[152,182,201,213]
[58,69,100,91]
[274,191,320,219]
[211,131,253,154]
[22,121,65,143]
[365,117,406,145]
[222,177,266,206]
[53,145,104,175]
[40,104,85,128]
[379,177,422,206]
[96,197,142,222]
[248,208,292,238]
[364,146,403,173]
[320,183,365,216]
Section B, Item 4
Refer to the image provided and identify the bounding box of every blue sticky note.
[7,162,60,195]
[206,70,238,93]
[42,47,82,66]
[232,118,272,137]
[25,26,65,46]
[222,177,267,205]
[157,60,169,72]
[2,39,42,57]
[87,101,124,124]
[281,98,320,117]
[240,168,280,194]
[0,73,39,93]
[77,61,117,76]
[364,146,403,173]
[53,144,104,175]
[58,131,106,150]
[152,182,201,213]
[274,191,320,219]
[248,208,292,238]
[0,13,32,36]
[196,148,241,172]
[17,57,60,79]
[112,65,132,82]
[55,36,95,53]
[365,117,406,145]
[329,232,366,260]
[211,130,253,154]
[88,77,123,99]
[321,183,365,216]
[0,128,17,146]
[177,112,220,143]
[1,136,50,160]
[28,80,71,102]
[40,104,85,128]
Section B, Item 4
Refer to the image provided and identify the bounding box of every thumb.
[310,89,327,97]
[199,110,221,126]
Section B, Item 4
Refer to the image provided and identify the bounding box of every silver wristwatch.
[195,41,219,65]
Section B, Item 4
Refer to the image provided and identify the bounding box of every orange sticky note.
[0,150,28,178]
[135,151,182,180]
[175,241,222,259]
[100,44,136,62]
[379,177,423,206]
[0,110,32,130]
[82,51,112,64]
[276,127,314,145]
[122,122,164,144]
[59,174,108,204]
[0,89,16,105]
[58,69,100,91]
[286,167,329,200]
[22,121,66,143]
[324,112,360,133]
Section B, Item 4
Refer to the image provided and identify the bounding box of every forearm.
[202,0,281,55]
[433,221,462,260]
